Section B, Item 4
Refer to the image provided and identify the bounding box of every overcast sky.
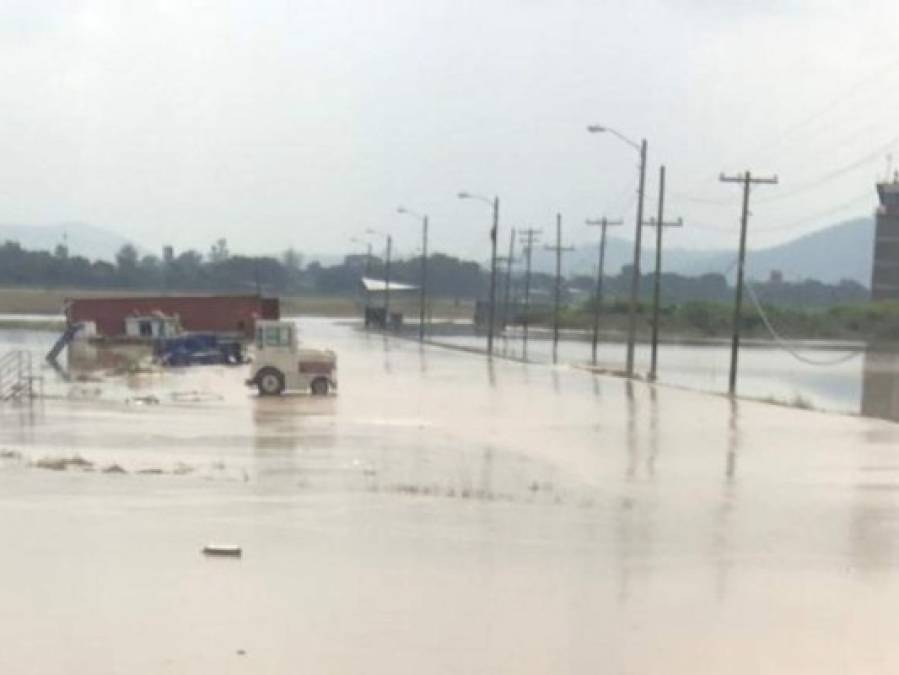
[2,0,899,261]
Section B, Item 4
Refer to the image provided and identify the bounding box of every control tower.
[872,177,899,300]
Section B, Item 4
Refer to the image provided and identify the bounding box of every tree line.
[0,238,870,308]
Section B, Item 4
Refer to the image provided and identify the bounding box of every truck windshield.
[260,325,291,348]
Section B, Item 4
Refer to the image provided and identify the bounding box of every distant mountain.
[535,217,875,286]
[0,222,135,262]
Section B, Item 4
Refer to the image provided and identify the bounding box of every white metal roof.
[360,277,418,292]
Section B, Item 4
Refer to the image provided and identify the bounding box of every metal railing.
[0,350,42,402]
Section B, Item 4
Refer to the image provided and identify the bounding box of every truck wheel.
[310,377,329,396]
[257,368,285,396]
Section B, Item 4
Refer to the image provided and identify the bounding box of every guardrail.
[0,350,42,402]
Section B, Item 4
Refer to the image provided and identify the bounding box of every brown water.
[1,318,899,673]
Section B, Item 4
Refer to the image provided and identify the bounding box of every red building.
[66,295,280,339]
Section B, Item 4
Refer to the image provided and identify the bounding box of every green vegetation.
[524,299,899,343]
[0,238,892,342]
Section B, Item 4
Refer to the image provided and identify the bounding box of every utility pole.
[586,216,623,365]
[488,197,500,356]
[365,243,372,277]
[397,207,429,341]
[643,165,683,382]
[518,228,541,360]
[544,213,575,363]
[384,234,393,327]
[458,192,500,356]
[625,139,649,377]
[501,227,516,332]
[719,171,778,395]
[420,216,429,341]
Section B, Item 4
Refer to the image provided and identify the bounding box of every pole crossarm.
[719,173,779,185]
[586,218,624,227]
[641,217,684,227]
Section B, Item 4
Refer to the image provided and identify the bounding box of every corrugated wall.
[67,295,280,338]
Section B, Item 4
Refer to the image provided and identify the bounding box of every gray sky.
[2,0,898,261]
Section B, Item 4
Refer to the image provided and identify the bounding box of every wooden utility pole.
[719,171,778,395]
[625,139,649,378]
[518,228,541,360]
[501,227,516,332]
[384,234,393,326]
[488,197,500,356]
[420,216,429,341]
[644,165,683,381]
[544,213,575,363]
[586,216,623,365]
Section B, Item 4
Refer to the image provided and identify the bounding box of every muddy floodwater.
[3,318,899,673]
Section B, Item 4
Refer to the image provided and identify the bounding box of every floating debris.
[170,390,224,403]
[34,455,93,472]
[102,464,127,474]
[136,467,164,475]
[0,449,22,461]
[202,544,242,558]
[172,462,194,475]
[126,395,160,406]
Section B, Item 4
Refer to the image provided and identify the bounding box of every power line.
[755,134,899,204]
[752,188,873,233]
[719,171,779,396]
[743,280,863,367]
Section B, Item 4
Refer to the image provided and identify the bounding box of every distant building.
[163,245,174,264]
[769,270,784,284]
[871,178,899,300]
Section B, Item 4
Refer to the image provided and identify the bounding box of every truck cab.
[246,320,337,396]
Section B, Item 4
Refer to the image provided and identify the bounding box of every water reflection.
[615,381,655,605]
[624,380,638,481]
[714,398,740,600]
[647,386,659,478]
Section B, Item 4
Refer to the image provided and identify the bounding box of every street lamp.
[397,206,429,342]
[458,191,500,357]
[588,123,648,378]
[366,228,392,329]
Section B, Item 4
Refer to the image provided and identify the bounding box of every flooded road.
[436,330,872,416]
[2,318,899,673]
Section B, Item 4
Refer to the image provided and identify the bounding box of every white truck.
[246,320,337,396]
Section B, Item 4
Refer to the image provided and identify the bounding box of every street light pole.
[588,125,648,377]
[366,229,392,330]
[458,191,500,357]
[398,207,429,342]
[626,139,648,377]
